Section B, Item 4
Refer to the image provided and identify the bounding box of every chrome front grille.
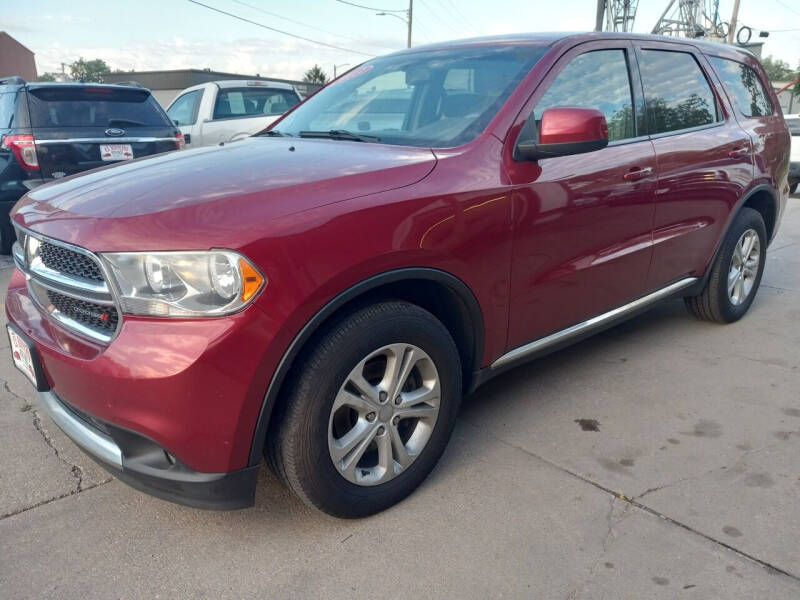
[40,240,104,282]
[45,289,120,333]
[13,226,121,344]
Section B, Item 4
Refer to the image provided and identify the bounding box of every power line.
[334,0,407,13]
[417,0,463,36]
[186,0,375,57]
[772,0,800,17]
[229,0,357,41]
[440,0,481,35]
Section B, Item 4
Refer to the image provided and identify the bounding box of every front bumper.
[38,390,259,509]
[6,267,279,509]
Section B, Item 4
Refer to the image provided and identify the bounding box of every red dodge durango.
[5,33,790,517]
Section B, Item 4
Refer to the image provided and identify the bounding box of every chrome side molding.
[491,277,698,369]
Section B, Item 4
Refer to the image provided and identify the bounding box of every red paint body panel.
[5,33,790,478]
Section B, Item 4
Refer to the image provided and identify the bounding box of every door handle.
[623,167,653,182]
[728,147,749,158]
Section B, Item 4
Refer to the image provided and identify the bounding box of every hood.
[13,137,436,251]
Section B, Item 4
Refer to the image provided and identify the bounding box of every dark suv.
[0,77,184,253]
[5,34,790,518]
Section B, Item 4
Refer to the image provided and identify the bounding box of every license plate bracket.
[7,324,49,391]
[99,143,134,162]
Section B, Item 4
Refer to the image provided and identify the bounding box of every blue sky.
[4,0,799,81]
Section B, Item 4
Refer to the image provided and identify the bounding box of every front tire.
[267,301,462,518]
[685,207,767,323]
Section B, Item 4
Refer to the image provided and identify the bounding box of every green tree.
[69,58,111,83]
[37,72,58,82]
[761,55,793,81]
[303,64,328,85]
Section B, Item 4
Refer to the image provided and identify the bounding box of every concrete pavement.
[1,200,798,599]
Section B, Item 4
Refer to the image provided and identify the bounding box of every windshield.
[276,45,547,148]
[27,87,171,128]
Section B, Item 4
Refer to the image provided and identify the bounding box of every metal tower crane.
[594,0,639,32]
[651,0,728,41]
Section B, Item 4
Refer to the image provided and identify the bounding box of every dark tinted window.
[213,87,300,120]
[535,49,635,141]
[709,56,773,117]
[167,89,203,126]
[640,50,717,134]
[27,87,171,128]
[0,92,17,128]
[786,116,800,136]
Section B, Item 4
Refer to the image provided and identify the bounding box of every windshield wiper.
[108,118,146,127]
[255,129,290,137]
[299,129,380,142]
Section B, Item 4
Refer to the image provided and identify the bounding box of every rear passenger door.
[505,41,658,351]
[707,54,788,216]
[634,41,754,289]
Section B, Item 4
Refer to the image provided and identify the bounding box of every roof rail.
[0,76,26,86]
[113,80,144,88]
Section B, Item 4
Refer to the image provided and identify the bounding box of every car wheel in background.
[0,217,14,255]
[266,301,462,518]
[685,207,767,323]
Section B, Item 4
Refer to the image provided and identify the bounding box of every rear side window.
[709,56,773,118]
[0,92,17,128]
[27,87,171,128]
[534,49,635,141]
[213,87,300,120]
[639,50,718,134]
[167,89,203,126]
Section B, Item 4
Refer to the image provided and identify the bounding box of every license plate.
[7,325,45,390]
[99,144,133,161]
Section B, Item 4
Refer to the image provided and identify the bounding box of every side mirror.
[515,107,609,161]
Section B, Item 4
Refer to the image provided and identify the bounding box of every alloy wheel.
[728,228,760,306]
[328,343,440,486]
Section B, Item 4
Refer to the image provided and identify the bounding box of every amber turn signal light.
[239,258,264,302]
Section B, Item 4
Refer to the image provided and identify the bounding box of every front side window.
[276,46,547,148]
[534,49,635,142]
[709,56,773,118]
[167,89,203,126]
[213,87,300,120]
[640,49,718,134]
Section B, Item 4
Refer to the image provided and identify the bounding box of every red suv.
[5,33,789,517]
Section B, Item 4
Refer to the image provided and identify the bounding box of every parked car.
[0,78,184,254]
[785,113,799,193]
[6,33,789,517]
[165,80,302,148]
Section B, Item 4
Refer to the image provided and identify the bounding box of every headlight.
[100,250,265,317]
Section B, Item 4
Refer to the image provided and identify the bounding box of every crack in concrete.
[0,479,113,521]
[31,408,85,492]
[461,418,800,584]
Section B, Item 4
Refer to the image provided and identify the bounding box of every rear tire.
[684,207,766,323]
[266,301,462,518]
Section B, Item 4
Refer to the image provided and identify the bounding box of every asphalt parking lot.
[0,198,798,599]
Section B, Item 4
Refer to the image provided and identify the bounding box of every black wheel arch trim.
[701,183,778,287]
[247,267,486,466]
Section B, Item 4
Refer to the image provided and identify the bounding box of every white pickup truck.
[165,80,302,148]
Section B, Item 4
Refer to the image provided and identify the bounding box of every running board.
[491,277,698,369]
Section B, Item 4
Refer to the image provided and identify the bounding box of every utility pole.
[727,0,741,44]
[407,0,413,48]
